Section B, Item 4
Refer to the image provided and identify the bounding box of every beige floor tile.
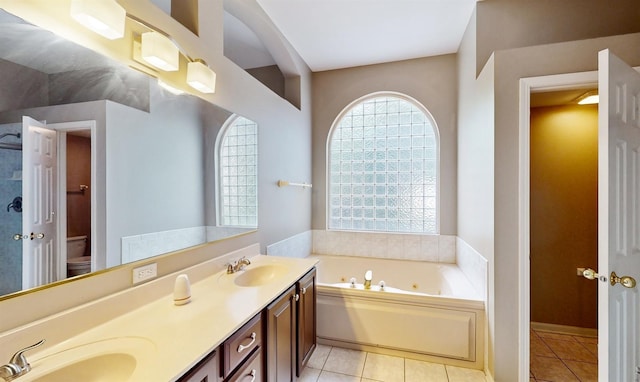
[308,344,333,369]
[362,353,404,382]
[565,360,598,382]
[299,367,321,382]
[445,365,487,382]
[317,370,361,382]
[573,336,598,345]
[361,379,381,382]
[530,355,578,381]
[323,348,366,377]
[405,359,448,382]
[543,339,597,363]
[581,342,598,357]
[531,333,556,357]
[535,331,578,342]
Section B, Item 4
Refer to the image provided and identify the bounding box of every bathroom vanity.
[0,245,317,382]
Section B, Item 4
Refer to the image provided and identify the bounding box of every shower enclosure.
[0,123,23,295]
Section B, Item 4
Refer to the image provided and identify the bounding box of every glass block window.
[218,116,258,227]
[328,94,438,233]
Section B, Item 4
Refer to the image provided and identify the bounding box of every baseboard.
[531,321,597,337]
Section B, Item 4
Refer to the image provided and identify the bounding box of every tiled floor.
[530,329,598,382]
[299,344,488,382]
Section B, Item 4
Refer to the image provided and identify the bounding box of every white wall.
[456,8,495,376]
[105,94,206,267]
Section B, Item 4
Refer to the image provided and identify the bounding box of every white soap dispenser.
[173,274,191,305]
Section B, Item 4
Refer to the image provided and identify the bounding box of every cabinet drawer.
[224,313,263,378]
[227,348,262,382]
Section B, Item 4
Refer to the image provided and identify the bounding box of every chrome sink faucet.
[0,339,44,381]
[226,256,251,274]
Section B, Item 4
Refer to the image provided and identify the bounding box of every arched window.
[328,93,439,233]
[217,115,258,227]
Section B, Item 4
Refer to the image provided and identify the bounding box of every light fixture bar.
[187,61,216,94]
[70,0,126,40]
[577,90,599,105]
[141,31,179,71]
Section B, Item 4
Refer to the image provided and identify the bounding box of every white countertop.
[17,253,318,381]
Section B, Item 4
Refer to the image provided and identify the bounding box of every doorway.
[528,90,599,381]
[50,120,97,281]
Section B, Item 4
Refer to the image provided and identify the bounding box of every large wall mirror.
[0,9,258,298]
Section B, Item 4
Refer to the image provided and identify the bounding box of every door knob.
[610,271,636,288]
[12,233,45,241]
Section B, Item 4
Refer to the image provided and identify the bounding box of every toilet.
[67,235,91,277]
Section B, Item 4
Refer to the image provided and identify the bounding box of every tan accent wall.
[476,0,640,75]
[66,134,91,245]
[311,54,458,234]
[530,104,598,329]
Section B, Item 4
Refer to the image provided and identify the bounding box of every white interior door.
[22,116,57,289]
[598,49,640,381]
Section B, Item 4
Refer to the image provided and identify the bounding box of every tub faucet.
[227,256,251,274]
[364,270,373,289]
[0,339,44,381]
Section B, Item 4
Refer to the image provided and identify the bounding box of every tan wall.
[476,0,640,75]
[311,55,458,234]
[66,135,91,243]
[530,104,598,329]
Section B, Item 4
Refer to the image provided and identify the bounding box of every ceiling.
[255,0,477,72]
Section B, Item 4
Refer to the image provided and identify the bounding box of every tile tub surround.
[0,245,318,381]
[266,230,313,258]
[312,230,456,263]
[121,226,207,264]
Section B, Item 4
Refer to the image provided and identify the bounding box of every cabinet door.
[297,268,316,376]
[178,349,220,382]
[266,285,296,382]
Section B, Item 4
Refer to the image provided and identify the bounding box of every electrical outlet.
[133,263,157,284]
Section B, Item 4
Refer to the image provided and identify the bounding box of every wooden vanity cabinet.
[180,266,316,382]
[296,268,316,376]
[227,347,263,382]
[266,268,317,382]
[223,312,264,381]
[266,284,297,382]
[178,349,221,382]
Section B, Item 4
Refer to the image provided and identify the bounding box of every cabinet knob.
[295,294,300,302]
[301,287,307,295]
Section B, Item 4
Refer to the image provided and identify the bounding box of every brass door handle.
[610,272,636,288]
[582,268,606,282]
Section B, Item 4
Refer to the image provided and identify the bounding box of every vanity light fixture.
[70,0,126,40]
[577,90,599,105]
[141,31,180,71]
[158,80,185,95]
[187,60,217,93]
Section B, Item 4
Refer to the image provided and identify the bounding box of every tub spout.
[364,270,372,289]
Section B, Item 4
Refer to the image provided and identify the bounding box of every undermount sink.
[220,264,290,287]
[26,337,156,382]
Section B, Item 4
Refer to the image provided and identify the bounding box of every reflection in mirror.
[0,10,257,298]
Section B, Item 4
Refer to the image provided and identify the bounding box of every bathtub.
[310,254,485,369]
